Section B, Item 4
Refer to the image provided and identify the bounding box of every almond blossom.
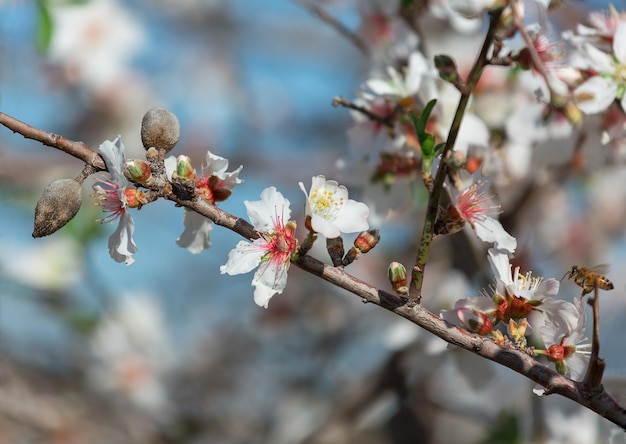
[92,136,140,265]
[299,175,370,239]
[572,22,626,114]
[165,151,243,254]
[536,297,590,379]
[220,187,298,308]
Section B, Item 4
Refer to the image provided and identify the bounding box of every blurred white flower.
[0,237,82,291]
[88,294,174,416]
[48,0,145,92]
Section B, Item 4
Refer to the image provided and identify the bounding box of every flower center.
[309,188,345,220]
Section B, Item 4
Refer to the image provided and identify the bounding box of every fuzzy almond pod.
[140,107,180,153]
[33,179,82,238]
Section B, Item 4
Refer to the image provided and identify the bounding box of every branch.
[293,0,369,55]
[2,113,626,430]
[0,113,106,171]
[408,8,505,304]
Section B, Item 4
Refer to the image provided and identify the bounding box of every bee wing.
[588,264,610,274]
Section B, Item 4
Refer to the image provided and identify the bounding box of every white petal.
[329,200,370,234]
[487,247,513,285]
[252,260,289,308]
[535,278,560,300]
[566,354,589,381]
[310,214,341,239]
[575,77,617,114]
[474,217,517,253]
[99,135,127,187]
[219,165,244,190]
[220,240,263,276]
[614,23,626,64]
[164,155,177,179]
[108,210,137,265]
[245,186,291,232]
[365,78,397,97]
[176,211,212,254]
[581,42,614,72]
[532,385,546,396]
[204,151,229,177]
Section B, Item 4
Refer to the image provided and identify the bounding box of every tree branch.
[2,112,626,430]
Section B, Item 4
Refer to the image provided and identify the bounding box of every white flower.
[48,0,145,92]
[452,181,517,253]
[92,136,137,265]
[538,298,590,380]
[573,23,626,114]
[88,294,173,416]
[299,175,370,239]
[166,151,243,254]
[488,248,559,302]
[220,187,298,308]
[364,51,432,104]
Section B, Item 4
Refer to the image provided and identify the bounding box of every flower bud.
[33,179,82,238]
[326,236,345,267]
[434,54,460,84]
[123,188,147,209]
[140,107,180,153]
[388,261,408,295]
[354,229,380,254]
[563,101,583,127]
[175,155,195,180]
[125,159,152,184]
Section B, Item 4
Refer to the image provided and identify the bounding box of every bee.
[563,265,614,297]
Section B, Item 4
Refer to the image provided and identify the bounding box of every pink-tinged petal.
[220,240,264,276]
[474,217,517,253]
[245,187,291,231]
[176,211,213,254]
[574,77,617,114]
[108,210,137,265]
[613,22,626,64]
[252,260,289,308]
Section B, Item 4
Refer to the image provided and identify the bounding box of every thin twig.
[293,0,369,55]
[508,0,558,103]
[332,96,395,128]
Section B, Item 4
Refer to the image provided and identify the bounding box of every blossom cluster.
[92,136,372,308]
[87,0,626,393]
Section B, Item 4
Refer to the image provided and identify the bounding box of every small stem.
[293,0,369,55]
[407,8,505,305]
[583,285,605,389]
[508,0,557,102]
[332,96,396,129]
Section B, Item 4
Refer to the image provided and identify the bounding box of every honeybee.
[563,265,614,297]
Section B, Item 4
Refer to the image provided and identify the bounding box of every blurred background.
[1,0,626,443]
